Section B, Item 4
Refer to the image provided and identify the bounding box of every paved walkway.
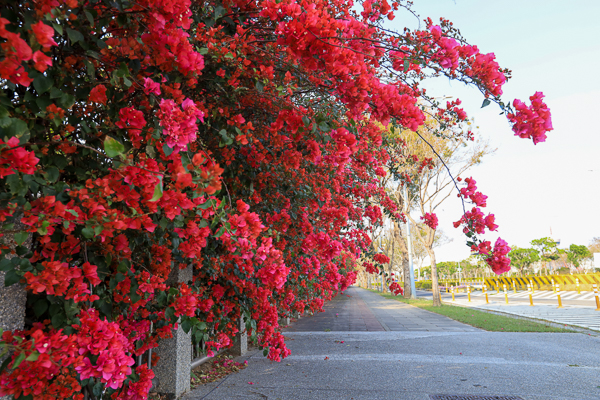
[185,286,600,400]
[286,287,479,332]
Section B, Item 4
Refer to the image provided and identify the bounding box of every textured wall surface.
[153,264,193,398]
[0,226,29,400]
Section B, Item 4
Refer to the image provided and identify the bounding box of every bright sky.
[388,0,600,262]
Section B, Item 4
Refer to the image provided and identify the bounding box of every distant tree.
[589,237,600,254]
[436,261,459,278]
[461,254,488,278]
[531,237,559,271]
[390,121,494,306]
[508,247,540,275]
[566,244,592,268]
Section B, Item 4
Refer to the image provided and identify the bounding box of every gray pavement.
[184,286,600,400]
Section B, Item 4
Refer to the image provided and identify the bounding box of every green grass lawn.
[368,289,573,333]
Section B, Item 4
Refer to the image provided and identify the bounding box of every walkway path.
[286,288,479,332]
[185,286,600,400]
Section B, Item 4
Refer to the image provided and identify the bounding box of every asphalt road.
[185,287,600,400]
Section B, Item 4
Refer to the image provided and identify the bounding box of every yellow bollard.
[552,278,556,293]
[556,284,563,308]
[594,284,600,311]
[503,284,508,304]
[467,285,471,302]
[530,279,535,294]
[512,279,517,294]
[527,284,534,306]
[483,285,489,304]
[576,278,580,295]
[451,285,455,301]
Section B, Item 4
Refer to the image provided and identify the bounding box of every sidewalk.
[184,286,600,400]
[446,295,600,332]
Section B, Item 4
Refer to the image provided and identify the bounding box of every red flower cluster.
[421,213,439,230]
[485,238,511,274]
[373,253,390,264]
[508,92,553,144]
[0,137,39,178]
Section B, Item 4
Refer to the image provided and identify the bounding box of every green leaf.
[162,143,173,156]
[33,299,48,317]
[14,232,28,246]
[481,98,491,108]
[165,307,176,322]
[4,269,20,287]
[44,166,60,183]
[49,87,63,99]
[150,177,163,202]
[117,261,128,274]
[51,313,65,328]
[214,226,226,238]
[403,58,410,73]
[0,259,11,272]
[81,227,94,239]
[84,10,95,26]
[104,136,125,158]
[84,60,95,77]
[33,75,53,94]
[66,28,84,43]
[181,320,191,333]
[51,22,63,35]
[0,356,10,374]
[199,47,209,55]
[198,199,214,210]
[25,352,39,362]
[3,118,28,138]
[11,353,26,369]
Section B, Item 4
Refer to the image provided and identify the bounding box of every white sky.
[386,0,600,262]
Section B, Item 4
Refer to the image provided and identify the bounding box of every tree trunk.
[393,222,411,298]
[429,250,441,306]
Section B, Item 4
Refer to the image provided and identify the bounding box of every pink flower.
[116,107,146,131]
[508,92,552,145]
[142,77,161,96]
[158,98,204,153]
[420,213,438,229]
[486,238,511,274]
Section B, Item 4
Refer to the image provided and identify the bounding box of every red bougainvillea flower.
[508,92,553,144]
[421,213,439,229]
[32,50,52,72]
[30,21,57,50]
[158,98,204,152]
[373,253,390,264]
[486,238,511,274]
[89,85,108,104]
